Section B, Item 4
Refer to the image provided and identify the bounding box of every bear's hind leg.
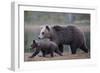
[50,52,54,57]
[80,44,88,53]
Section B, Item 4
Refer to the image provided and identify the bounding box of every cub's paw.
[29,56,34,58]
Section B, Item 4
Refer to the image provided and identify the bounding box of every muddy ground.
[24,51,90,62]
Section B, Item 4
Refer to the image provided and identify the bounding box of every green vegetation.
[24,11,90,25]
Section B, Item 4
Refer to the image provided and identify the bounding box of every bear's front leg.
[58,44,63,53]
[70,45,77,54]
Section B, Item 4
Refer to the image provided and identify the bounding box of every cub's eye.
[42,32,44,35]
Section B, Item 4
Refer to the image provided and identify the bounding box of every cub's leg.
[29,49,40,58]
[49,49,54,57]
[55,49,63,56]
[70,45,77,54]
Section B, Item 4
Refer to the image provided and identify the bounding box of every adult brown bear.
[38,25,88,54]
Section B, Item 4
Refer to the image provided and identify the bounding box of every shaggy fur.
[29,39,62,58]
[38,25,88,54]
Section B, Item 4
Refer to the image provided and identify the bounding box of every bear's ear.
[53,26,62,31]
[46,26,50,31]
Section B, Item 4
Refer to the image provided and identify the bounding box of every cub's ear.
[33,40,36,44]
[46,26,50,31]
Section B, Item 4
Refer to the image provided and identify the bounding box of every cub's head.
[31,40,37,49]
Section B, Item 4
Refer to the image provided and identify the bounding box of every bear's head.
[38,25,52,39]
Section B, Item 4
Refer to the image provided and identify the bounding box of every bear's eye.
[42,32,44,35]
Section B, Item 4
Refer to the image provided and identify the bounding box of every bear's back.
[52,25,85,45]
